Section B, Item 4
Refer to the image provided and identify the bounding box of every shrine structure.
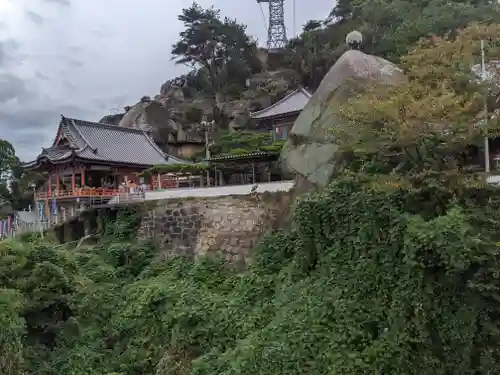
[24,115,184,223]
[250,86,311,140]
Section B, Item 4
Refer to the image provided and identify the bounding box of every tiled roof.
[250,87,312,120]
[24,116,186,168]
[203,151,279,161]
[41,146,73,160]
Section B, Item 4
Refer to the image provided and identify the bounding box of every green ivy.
[2,172,500,375]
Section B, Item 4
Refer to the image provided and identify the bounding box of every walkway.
[6,181,295,238]
[107,181,294,204]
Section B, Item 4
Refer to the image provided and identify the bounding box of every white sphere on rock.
[346,30,363,49]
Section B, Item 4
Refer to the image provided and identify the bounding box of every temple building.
[24,116,184,223]
[250,86,311,140]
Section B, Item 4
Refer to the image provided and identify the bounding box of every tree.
[0,140,18,214]
[0,139,16,177]
[328,0,500,60]
[303,20,322,32]
[285,24,345,89]
[333,23,500,176]
[0,139,43,212]
[172,3,262,124]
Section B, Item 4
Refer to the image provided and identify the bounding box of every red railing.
[35,188,121,200]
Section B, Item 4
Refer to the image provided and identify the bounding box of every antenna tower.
[257,0,287,51]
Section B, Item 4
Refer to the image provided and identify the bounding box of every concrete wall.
[138,191,292,264]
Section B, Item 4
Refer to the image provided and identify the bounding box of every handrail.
[34,169,272,200]
[35,188,121,200]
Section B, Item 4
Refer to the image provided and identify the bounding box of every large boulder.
[280,50,404,191]
[117,99,173,142]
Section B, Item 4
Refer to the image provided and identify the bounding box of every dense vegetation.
[5,155,500,374]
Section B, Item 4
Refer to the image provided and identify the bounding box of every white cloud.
[0,0,332,161]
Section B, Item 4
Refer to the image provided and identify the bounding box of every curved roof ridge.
[52,117,80,148]
[68,117,152,134]
[69,119,97,152]
[141,130,168,157]
[42,145,72,152]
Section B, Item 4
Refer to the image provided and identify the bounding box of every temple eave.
[252,110,301,122]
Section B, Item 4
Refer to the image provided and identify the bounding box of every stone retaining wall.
[138,191,292,264]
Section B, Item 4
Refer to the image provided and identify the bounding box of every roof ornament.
[346,30,362,50]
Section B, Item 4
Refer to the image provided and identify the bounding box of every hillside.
[4,1,500,375]
[4,168,500,374]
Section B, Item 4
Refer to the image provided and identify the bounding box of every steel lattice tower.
[257,0,287,51]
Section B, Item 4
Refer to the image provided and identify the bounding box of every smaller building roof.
[250,87,312,120]
[203,151,279,162]
[24,116,186,169]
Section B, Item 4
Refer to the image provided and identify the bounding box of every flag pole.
[482,39,490,173]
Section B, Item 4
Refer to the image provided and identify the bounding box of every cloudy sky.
[0,0,331,161]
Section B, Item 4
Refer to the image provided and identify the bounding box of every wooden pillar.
[48,174,52,195]
[55,169,60,194]
[81,167,85,187]
[71,168,76,193]
[44,200,49,222]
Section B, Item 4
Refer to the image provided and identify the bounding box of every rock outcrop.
[98,68,300,152]
[117,99,205,150]
[118,99,166,131]
[99,113,124,125]
[118,99,173,143]
[280,50,404,191]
